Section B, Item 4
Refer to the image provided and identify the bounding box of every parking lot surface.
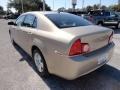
[0,19,120,90]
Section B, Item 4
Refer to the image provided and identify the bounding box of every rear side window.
[15,15,25,26]
[23,15,37,28]
[45,13,92,28]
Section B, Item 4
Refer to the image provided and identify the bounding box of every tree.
[0,6,3,11]
[58,7,66,12]
[109,5,120,11]
[101,5,107,10]
[93,4,99,10]
[86,5,93,11]
[8,0,51,13]
[84,4,108,12]
[0,6,5,15]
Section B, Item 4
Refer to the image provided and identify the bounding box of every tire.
[97,22,103,26]
[32,49,49,77]
[115,24,119,29]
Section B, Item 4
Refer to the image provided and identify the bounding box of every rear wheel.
[32,49,49,77]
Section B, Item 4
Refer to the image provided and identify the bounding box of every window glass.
[15,15,25,26]
[46,13,92,28]
[103,12,110,16]
[23,15,35,28]
[89,11,101,16]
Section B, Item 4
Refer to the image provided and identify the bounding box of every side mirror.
[8,21,16,26]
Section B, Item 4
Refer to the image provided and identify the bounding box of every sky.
[0,0,118,11]
[45,0,118,10]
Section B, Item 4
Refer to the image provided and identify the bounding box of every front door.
[13,15,26,46]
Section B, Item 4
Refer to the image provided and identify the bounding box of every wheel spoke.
[34,52,44,73]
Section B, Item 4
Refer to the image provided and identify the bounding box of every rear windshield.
[45,13,92,28]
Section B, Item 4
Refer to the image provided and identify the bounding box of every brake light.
[69,39,90,56]
[108,32,113,43]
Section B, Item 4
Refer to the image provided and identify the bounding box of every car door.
[12,15,25,45]
[19,14,37,53]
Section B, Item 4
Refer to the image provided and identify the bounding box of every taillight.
[69,39,90,56]
[108,32,113,43]
[82,43,90,53]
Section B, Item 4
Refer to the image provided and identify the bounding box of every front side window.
[46,13,92,28]
[23,15,36,28]
[15,15,25,26]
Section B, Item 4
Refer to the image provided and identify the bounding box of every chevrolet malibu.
[8,11,115,80]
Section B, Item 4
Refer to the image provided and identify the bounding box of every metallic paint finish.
[9,11,115,80]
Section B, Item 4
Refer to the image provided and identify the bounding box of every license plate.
[98,54,108,64]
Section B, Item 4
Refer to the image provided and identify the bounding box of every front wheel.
[33,49,49,77]
[97,22,103,26]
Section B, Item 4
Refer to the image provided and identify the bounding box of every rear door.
[19,14,37,53]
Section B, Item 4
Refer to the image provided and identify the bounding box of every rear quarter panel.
[30,29,74,73]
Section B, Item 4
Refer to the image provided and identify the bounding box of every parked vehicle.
[83,10,120,29]
[8,11,114,80]
[4,13,20,19]
[115,12,120,20]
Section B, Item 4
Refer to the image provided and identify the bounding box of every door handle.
[27,32,32,35]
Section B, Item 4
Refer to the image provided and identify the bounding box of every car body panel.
[49,42,114,80]
[62,25,113,52]
[9,11,115,80]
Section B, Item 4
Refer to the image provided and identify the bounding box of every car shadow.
[13,43,120,90]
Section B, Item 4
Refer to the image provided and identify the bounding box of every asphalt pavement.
[0,19,120,90]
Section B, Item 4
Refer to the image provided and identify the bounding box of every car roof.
[22,11,66,16]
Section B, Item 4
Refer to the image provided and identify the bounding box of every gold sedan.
[8,12,115,80]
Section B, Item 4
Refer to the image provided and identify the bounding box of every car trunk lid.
[62,25,113,52]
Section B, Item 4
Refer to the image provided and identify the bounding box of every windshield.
[45,13,92,28]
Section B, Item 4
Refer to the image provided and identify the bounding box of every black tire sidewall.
[115,23,119,29]
[97,22,103,26]
[33,49,49,77]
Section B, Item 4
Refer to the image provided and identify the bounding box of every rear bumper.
[51,43,115,80]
